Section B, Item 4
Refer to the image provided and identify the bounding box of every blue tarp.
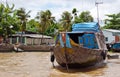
[72,22,100,32]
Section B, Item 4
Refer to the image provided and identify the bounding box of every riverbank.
[0,44,53,52]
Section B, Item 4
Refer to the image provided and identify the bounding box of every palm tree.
[0,4,5,36]
[16,8,31,32]
[60,11,73,31]
[16,8,31,44]
[104,13,120,29]
[0,3,16,43]
[72,8,78,20]
[36,10,54,44]
[36,10,55,33]
[72,8,77,16]
[27,19,39,32]
[72,8,82,23]
[79,11,93,22]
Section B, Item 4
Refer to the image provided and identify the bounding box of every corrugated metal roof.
[103,29,120,33]
[103,29,120,36]
[72,22,100,32]
[12,34,52,39]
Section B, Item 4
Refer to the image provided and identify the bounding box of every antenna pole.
[95,2,103,25]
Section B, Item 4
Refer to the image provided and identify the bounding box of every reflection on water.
[0,52,119,77]
[50,53,120,77]
[50,62,107,77]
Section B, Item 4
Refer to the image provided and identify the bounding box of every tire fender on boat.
[101,51,107,60]
[50,54,55,62]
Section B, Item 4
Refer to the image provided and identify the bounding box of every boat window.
[68,33,84,44]
[105,37,108,42]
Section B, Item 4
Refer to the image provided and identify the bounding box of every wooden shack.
[10,34,54,45]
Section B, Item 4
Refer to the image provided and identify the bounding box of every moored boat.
[111,42,120,52]
[52,22,107,68]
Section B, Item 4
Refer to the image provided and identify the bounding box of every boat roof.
[12,34,52,39]
[103,29,120,33]
[72,22,100,32]
[103,29,120,36]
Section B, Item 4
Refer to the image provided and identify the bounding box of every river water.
[0,52,119,77]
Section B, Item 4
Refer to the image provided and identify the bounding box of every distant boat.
[53,22,107,68]
[13,44,24,52]
[111,42,120,52]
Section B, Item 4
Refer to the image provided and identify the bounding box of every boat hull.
[54,45,105,68]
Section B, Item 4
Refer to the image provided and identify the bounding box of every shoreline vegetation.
[0,3,119,42]
[0,3,120,53]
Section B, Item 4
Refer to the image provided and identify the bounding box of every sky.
[0,0,120,25]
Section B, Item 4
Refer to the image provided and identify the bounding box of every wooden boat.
[53,22,107,68]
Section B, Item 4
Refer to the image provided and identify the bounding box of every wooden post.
[32,38,34,45]
[17,37,19,43]
[24,37,27,45]
[10,37,12,44]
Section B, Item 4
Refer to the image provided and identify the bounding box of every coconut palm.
[60,11,73,31]
[36,10,55,34]
[0,3,16,43]
[0,4,5,36]
[79,11,93,22]
[72,8,78,20]
[27,19,39,32]
[72,8,82,23]
[36,10,55,44]
[103,13,120,29]
[16,8,31,43]
[16,8,31,32]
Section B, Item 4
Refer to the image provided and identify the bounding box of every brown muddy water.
[0,52,119,77]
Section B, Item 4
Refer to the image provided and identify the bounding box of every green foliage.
[16,8,31,32]
[36,10,55,34]
[103,13,120,30]
[0,4,95,38]
[0,3,19,39]
[60,11,73,31]
[45,23,58,36]
[80,11,93,22]
[72,8,78,17]
[3,3,120,40]
[73,11,93,23]
[27,19,39,32]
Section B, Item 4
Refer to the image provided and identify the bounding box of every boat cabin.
[68,33,98,49]
[57,22,106,50]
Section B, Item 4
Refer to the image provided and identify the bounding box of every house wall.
[26,38,54,45]
[115,36,120,42]
[0,36,3,44]
[10,36,55,45]
[102,30,115,43]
